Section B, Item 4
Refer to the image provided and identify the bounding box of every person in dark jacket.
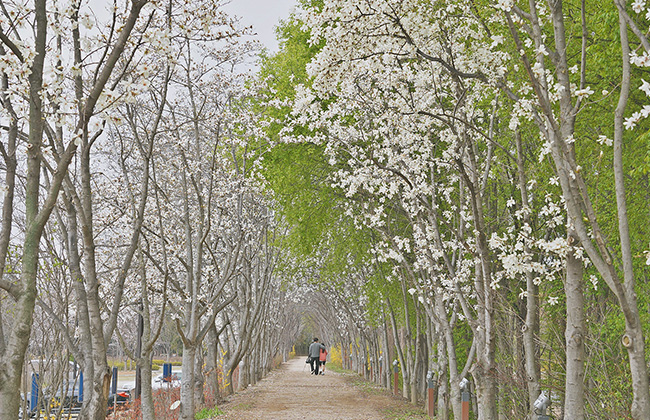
[308,338,326,375]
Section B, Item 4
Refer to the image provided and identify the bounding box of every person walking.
[309,338,326,375]
[319,345,328,375]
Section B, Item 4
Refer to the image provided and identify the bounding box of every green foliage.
[256,11,353,259]
[631,130,650,176]
[261,17,320,99]
[255,0,650,417]
[261,143,342,256]
[194,406,224,419]
[452,321,473,372]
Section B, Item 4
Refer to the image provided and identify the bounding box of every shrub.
[153,359,183,367]
[109,361,126,370]
[330,345,342,368]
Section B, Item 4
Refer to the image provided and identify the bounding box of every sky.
[222,0,298,54]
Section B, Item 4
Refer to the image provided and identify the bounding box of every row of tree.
[258,0,650,419]
[0,1,304,420]
[4,0,650,419]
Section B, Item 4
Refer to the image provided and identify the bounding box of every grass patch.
[327,364,365,378]
[212,401,253,418]
[335,367,389,396]
[341,371,429,419]
[234,402,253,411]
[326,363,348,374]
[195,407,224,419]
[381,406,428,420]
[350,378,386,396]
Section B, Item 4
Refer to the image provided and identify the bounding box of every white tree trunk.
[564,235,585,420]
[613,6,650,418]
[180,345,197,420]
[436,336,449,420]
[514,131,541,419]
[140,359,155,420]
[0,2,48,418]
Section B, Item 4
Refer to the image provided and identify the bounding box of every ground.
[214,358,429,420]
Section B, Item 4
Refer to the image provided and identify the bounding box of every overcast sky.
[222,0,298,53]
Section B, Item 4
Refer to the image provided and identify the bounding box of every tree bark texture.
[0,1,47,418]
[564,235,585,420]
[515,130,541,419]
[614,4,650,417]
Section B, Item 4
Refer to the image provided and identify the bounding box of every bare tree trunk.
[461,144,498,420]
[140,360,154,420]
[613,5,650,417]
[180,345,197,420]
[564,233,585,419]
[471,262,498,420]
[409,306,422,404]
[436,331,449,420]
[396,284,416,402]
[195,348,205,406]
[436,293,460,420]
[222,331,235,396]
[137,245,167,420]
[79,147,111,420]
[0,2,48,417]
[224,368,235,396]
[386,297,407,397]
[380,313,391,389]
[206,325,221,401]
[515,130,541,419]
[0,58,17,299]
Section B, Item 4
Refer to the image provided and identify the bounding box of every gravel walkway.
[215,358,428,420]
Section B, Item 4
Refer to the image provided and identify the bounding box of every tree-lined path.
[4,0,650,419]
[216,358,427,420]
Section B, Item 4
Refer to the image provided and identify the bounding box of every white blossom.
[574,86,594,98]
[632,0,646,13]
[596,135,613,146]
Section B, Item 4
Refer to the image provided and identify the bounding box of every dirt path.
[215,358,428,420]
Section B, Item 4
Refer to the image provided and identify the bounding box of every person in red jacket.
[319,345,328,375]
[309,338,326,375]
